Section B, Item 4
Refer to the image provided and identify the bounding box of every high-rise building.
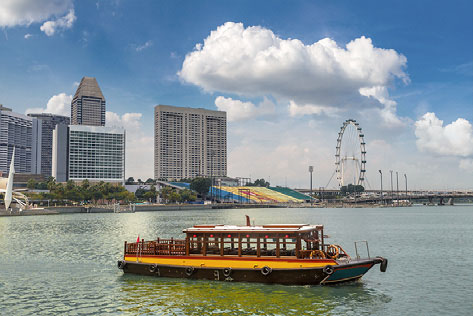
[71,77,106,126]
[28,113,70,177]
[154,105,227,180]
[52,125,125,183]
[0,105,37,174]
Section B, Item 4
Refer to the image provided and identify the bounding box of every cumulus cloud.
[288,100,341,117]
[24,33,32,39]
[415,112,473,157]
[179,22,408,122]
[106,111,142,130]
[40,9,75,36]
[215,96,275,121]
[0,0,74,33]
[25,92,72,116]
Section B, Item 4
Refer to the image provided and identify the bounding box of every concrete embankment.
[0,204,215,216]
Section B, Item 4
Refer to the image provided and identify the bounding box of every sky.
[0,0,472,190]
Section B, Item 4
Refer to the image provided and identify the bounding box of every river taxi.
[118,217,387,285]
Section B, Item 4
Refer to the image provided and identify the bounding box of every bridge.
[295,189,473,205]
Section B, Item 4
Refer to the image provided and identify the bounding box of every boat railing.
[125,239,186,256]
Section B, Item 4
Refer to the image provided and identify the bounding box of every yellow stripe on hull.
[124,256,336,269]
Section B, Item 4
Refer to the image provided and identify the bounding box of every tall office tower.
[0,105,36,174]
[71,77,106,126]
[52,125,125,183]
[154,105,227,180]
[28,113,70,177]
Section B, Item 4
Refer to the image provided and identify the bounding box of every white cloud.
[179,22,408,123]
[105,111,154,179]
[25,92,72,116]
[136,40,153,52]
[106,111,142,130]
[288,100,341,117]
[415,112,473,157]
[40,9,76,36]
[24,33,32,39]
[359,86,404,127]
[215,96,275,121]
[0,0,74,31]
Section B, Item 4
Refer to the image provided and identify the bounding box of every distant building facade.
[52,125,125,183]
[71,77,106,126]
[154,105,227,180]
[28,113,70,177]
[0,105,37,174]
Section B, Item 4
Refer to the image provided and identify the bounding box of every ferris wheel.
[335,119,366,187]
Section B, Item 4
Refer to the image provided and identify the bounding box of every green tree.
[190,177,211,198]
[27,179,37,190]
[169,191,181,203]
[340,184,365,196]
[180,189,197,202]
[160,186,173,203]
[247,178,270,187]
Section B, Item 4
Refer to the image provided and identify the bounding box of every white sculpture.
[0,148,29,211]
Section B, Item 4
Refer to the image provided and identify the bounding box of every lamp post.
[379,170,383,205]
[396,171,399,206]
[390,170,393,206]
[404,174,408,204]
[309,166,314,205]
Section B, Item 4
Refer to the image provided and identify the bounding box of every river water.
[1,205,472,315]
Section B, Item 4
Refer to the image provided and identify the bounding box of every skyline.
[0,1,472,189]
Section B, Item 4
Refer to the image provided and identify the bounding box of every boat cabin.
[124,222,347,260]
[183,223,325,259]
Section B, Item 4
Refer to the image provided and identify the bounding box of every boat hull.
[118,258,384,285]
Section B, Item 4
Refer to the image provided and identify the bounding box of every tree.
[247,178,270,187]
[169,191,181,203]
[340,184,365,196]
[27,179,37,190]
[145,178,156,184]
[190,177,211,198]
[125,177,135,185]
[160,186,173,203]
[180,189,197,202]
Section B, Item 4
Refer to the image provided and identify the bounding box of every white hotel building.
[53,125,125,183]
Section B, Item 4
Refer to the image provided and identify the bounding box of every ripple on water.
[1,206,473,315]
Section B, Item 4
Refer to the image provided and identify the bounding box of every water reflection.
[118,275,391,316]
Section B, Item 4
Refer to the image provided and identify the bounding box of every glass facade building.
[53,125,125,183]
[0,105,35,174]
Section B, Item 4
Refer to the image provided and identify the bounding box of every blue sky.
[0,0,472,189]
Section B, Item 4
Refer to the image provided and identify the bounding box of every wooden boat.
[118,217,387,285]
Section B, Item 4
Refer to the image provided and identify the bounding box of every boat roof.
[183,224,323,234]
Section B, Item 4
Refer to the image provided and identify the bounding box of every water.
[1,205,472,315]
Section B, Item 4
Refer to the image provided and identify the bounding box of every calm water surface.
[1,205,472,315]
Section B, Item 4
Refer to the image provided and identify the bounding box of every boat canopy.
[183,224,323,234]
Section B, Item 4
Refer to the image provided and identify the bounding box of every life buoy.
[149,264,158,273]
[323,265,334,275]
[326,244,340,259]
[261,266,272,276]
[310,250,326,259]
[185,266,195,276]
[223,267,232,277]
[117,260,127,269]
[380,258,388,272]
